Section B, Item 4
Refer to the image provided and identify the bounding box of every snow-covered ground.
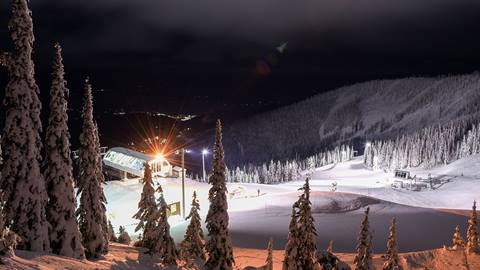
[4,244,480,270]
[104,155,480,253]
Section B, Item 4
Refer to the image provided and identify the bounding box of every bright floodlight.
[365,142,371,148]
[202,149,209,155]
[155,153,164,161]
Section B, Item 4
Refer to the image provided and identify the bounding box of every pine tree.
[296,178,317,269]
[466,201,479,254]
[108,220,117,242]
[383,218,399,270]
[117,226,131,245]
[205,120,235,270]
[153,185,178,265]
[354,207,373,270]
[94,120,109,254]
[76,78,108,259]
[45,43,85,259]
[452,225,465,251]
[180,191,206,261]
[283,205,301,270]
[265,237,273,270]
[363,232,374,270]
[133,162,159,252]
[0,0,50,252]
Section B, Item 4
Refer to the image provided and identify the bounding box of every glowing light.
[155,153,164,161]
[202,149,209,155]
[365,142,371,148]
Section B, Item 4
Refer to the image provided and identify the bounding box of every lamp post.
[202,149,208,182]
[180,148,186,219]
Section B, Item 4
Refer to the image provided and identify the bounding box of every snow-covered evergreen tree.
[466,201,479,254]
[45,43,84,259]
[153,185,178,265]
[0,0,50,252]
[452,225,465,251]
[296,178,317,269]
[354,207,373,270]
[265,237,273,270]
[363,232,374,270]
[133,162,159,252]
[382,218,399,270]
[180,191,205,261]
[282,178,318,270]
[205,120,235,270]
[283,205,300,270]
[76,78,108,259]
[93,121,109,254]
[108,220,117,242]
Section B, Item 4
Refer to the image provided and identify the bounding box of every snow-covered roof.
[103,147,171,177]
[106,147,155,161]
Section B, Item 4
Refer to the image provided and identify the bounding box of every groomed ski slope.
[103,154,480,253]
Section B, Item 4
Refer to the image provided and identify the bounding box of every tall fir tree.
[382,218,399,270]
[93,121,109,254]
[153,185,178,265]
[0,0,50,252]
[452,225,465,251]
[205,120,235,270]
[45,43,85,259]
[354,207,373,270]
[133,162,159,252]
[296,178,317,269]
[180,191,206,261]
[466,201,479,254]
[76,78,108,258]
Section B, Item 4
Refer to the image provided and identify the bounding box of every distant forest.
[223,73,480,166]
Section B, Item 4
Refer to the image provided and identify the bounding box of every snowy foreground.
[2,243,480,270]
[3,155,480,269]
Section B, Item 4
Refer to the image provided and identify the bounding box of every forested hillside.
[223,73,480,165]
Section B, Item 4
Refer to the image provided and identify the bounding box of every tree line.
[364,119,480,170]
[222,145,354,184]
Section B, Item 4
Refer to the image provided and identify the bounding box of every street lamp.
[202,149,209,182]
[175,148,189,219]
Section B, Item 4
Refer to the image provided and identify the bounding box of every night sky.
[1,0,480,124]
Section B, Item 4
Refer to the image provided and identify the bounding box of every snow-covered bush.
[316,250,351,270]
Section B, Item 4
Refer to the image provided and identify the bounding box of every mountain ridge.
[223,72,480,165]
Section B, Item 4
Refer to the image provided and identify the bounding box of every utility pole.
[202,149,208,182]
[181,148,186,219]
